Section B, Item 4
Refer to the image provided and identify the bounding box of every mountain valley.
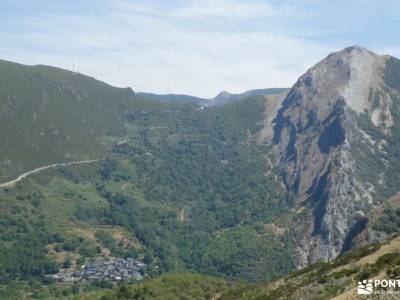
[1,46,400,299]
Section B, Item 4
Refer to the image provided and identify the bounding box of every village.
[51,257,146,283]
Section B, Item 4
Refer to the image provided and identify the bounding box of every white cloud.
[114,0,276,20]
[2,0,397,98]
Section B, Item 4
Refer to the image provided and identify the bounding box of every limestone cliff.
[260,46,400,266]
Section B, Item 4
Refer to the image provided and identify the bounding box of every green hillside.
[0,61,295,299]
[0,59,183,181]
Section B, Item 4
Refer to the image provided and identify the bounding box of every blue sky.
[1,0,399,97]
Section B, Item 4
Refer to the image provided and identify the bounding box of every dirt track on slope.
[0,159,102,188]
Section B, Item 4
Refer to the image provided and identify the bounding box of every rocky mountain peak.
[268,46,400,266]
[292,45,392,130]
[213,90,232,100]
[341,45,375,55]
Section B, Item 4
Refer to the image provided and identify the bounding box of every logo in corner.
[358,279,373,295]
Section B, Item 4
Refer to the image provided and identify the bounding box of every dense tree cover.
[373,208,400,234]
[0,217,59,283]
[0,95,293,298]
[85,96,292,280]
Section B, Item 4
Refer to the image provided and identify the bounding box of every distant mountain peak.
[213,90,232,100]
[139,89,289,107]
[210,88,289,106]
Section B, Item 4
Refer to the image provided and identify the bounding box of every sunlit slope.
[0,59,178,181]
[220,236,400,299]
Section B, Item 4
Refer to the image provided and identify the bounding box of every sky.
[0,0,399,98]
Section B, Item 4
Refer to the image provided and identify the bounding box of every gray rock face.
[265,46,400,266]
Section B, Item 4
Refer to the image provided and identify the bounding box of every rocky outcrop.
[260,46,400,267]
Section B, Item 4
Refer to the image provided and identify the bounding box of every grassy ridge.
[0,59,187,181]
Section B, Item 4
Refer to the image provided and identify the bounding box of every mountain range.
[138,88,288,106]
[1,45,400,299]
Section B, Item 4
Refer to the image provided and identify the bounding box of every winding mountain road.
[0,159,102,188]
